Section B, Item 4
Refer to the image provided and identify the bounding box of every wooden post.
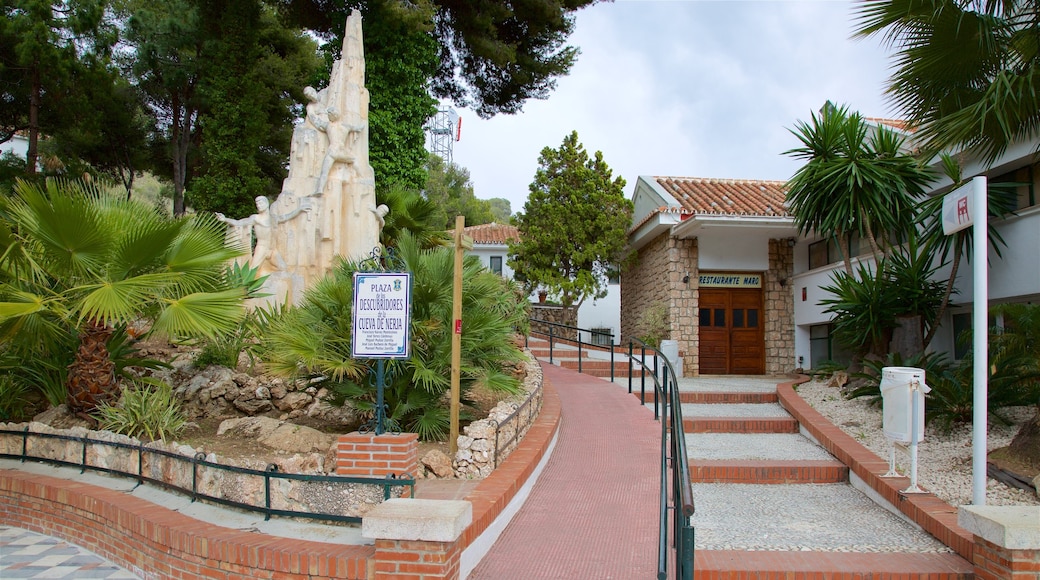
[450,216,464,455]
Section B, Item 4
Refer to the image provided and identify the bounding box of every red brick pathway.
[468,363,660,579]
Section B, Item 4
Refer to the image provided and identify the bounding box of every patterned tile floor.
[0,526,140,579]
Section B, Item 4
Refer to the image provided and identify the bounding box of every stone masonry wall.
[765,239,795,375]
[529,305,578,341]
[622,233,698,372]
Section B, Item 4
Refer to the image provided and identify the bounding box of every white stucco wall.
[1,135,28,160]
[468,245,514,280]
[577,283,621,344]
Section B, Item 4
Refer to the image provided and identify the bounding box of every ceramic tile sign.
[352,272,411,358]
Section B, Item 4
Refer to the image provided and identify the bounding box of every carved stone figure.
[216,9,386,306]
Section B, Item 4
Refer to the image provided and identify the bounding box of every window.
[489,256,503,276]
[990,166,1036,211]
[808,235,864,270]
[590,328,613,346]
[951,312,972,360]
[808,324,852,369]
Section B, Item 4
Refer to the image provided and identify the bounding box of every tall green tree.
[424,154,495,228]
[0,0,118,175]
[855,0,1040,162]
[0,179,246,413]
[509,130,631,310]
[189,0,319,218]
[125,0,319,217]
[279,0,597,117]
[784,103,934,274]
[488,197,511,222]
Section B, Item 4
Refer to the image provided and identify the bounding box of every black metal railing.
[0,427,413,524]
[526,319,694,579]
[492,381,544,467]
[526,319,616,380]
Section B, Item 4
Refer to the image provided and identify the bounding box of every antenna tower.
[426,108,460,164]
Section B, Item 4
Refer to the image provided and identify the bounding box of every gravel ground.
[794,378,1040,507]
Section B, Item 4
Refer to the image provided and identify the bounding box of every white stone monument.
[220,9,386,306]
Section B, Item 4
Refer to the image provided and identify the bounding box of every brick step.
[635,391,778,404]
[688,459,848,484]
[683,416,799,434]
[695,550,971,579]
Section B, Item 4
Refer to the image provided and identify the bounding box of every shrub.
[95,379,186,442]
[263,233,527,441]
[637,301,670,348]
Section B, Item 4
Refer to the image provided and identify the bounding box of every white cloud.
[448,0,898,215]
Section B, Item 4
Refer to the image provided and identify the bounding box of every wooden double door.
[698,288,765,375]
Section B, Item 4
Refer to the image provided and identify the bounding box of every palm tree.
[0,179,246,413]
[377,185,451,251]
[855,0,1040,162]
[784,103,935,273]
[263,232,527,440]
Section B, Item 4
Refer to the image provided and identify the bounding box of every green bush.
[0,375,31,421]
[263,233,527,441]
[95,379,186,442]
[637,301,670,348]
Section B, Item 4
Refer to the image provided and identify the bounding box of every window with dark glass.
[733,309,744,328]
[714,309,725,327]
[747,309,758,328]
[699,308,711,326]
[489,256,503,276]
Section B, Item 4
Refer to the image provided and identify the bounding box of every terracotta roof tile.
[865,117,913,132]
[653,177,791,217]
[453,222,519,245]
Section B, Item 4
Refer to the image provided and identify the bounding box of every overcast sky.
[445,0,899,216]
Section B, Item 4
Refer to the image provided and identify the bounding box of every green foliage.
[424,154,495,229]
[637,302,670,348]
[378,185,451,250]
[188,0,320,217]
[488,198,511,223]
[263,232,527,440]
[95,378,187,442]
[509,131,632,310]
[282,0,594,118]
[0,375,32,421]
[784,103,935,268]
[0,178,246,412]
[855,1,1040,162]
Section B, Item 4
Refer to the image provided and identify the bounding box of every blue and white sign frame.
[352,272,412,359]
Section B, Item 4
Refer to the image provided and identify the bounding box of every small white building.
[459,222,621,345]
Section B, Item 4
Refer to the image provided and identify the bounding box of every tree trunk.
[923,244,962,350]
[65,320,118,413]
[890,314,923,359]
[27,57,40,176]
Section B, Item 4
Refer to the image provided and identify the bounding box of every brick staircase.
[527,342,973,579]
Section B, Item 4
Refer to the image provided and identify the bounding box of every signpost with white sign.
[943,176,988,505]
[353,272,412,434]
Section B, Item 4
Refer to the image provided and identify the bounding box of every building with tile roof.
[624,176,797,376]
[625,122,1040,377]
[455,221,621,344]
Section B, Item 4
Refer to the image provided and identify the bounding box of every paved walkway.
[0,526,139,579]
[469,363,661,579]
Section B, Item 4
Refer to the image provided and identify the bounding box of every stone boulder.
[421,450,454,479]
[216,416,282,439]
[258,423,334,454]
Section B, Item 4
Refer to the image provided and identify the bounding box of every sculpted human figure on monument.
[288,86,330,177]
[216,195,311,272]
[314,107,365,197]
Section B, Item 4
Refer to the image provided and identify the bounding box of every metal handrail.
[0,427,414,524]
[492,381,544,467]
[525,317,694,578]
[624,337,695,580]
[527,318,617,381]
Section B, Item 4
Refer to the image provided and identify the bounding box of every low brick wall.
[0,470,372,579]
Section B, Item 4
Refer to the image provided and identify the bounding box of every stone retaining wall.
[0,422,405,520]
[453,357,543,478]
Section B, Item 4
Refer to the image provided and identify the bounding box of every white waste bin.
[659,339,683,378]
[880,366,930,444]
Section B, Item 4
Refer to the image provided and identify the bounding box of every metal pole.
[375,359,386,435]
[972,175,989,505]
